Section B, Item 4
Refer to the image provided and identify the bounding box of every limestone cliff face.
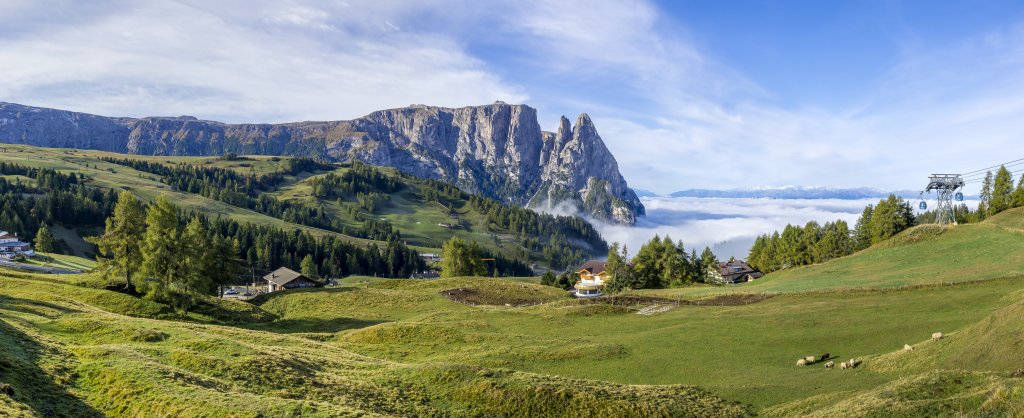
[0,101,644,224]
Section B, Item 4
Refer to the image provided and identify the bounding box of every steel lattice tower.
[923,174,965,225]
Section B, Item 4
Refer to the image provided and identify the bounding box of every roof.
[0,231,17,240]
[718,260,757,276]
[576,260,608,275]
[263,267,307,286]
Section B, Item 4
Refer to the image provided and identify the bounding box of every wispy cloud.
[0,0,526,122]
[2,0,1023,196]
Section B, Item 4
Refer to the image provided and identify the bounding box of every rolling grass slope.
[0,270,751,417]
[644,212,1024,299]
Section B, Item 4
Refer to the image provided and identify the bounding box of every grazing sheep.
[840,362,849,370]
[797,359,807,366]
[819,353,830,361]
[849,358,859,368]
[824,361,835,369]
[804,356,817,364]
[904,344,914,352]
[932,332,944,340]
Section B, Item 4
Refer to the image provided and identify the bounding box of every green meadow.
[2,145,1024,416]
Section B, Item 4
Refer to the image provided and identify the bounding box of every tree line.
[92,191,430,310]
[542,237,719,291]
[918,165,1024,224]
[0,163,116,245]
[747,194,915,274]
[101,157,401,241]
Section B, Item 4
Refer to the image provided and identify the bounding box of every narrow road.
[0,260,80,274]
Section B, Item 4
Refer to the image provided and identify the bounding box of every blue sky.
[2,0,1024,194]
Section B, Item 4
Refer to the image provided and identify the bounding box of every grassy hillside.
[643,214,1024,299]
[0,144,602,269]
[0,270,751,417]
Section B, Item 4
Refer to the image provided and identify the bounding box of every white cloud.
[0,0,526,122]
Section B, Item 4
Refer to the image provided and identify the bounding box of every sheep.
[840,362,849,370]
[824,361,835,369]
[932,332,944,340]
[797,359,807,367]
[848,358,859,368]
[819,353,830,362]
[804,356,817,364]
[904,344,914,352]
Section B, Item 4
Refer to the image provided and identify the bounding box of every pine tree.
[139,195,184,304]
[91,191,146,292]
[34,225,54,254]
[991,166,1014,215]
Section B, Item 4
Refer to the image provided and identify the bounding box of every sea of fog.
[595,196,978,260]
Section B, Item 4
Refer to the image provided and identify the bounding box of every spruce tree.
[91,191,146,292]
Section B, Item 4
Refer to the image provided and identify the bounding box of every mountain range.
[0,101,644,224]
[667,186,923,200]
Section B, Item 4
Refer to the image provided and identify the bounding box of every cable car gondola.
[954,192,964,202]
[918,201,928,210]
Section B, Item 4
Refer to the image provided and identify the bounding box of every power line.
[959,157,1024,176]
[961,160,1024,181]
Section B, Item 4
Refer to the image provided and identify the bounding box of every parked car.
[224,288,239,295]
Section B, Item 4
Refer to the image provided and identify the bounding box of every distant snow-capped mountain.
[667,186,921,200]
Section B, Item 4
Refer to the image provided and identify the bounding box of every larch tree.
[34,225,54,254]
[139,194,184,303]
[439,237,484,277]
[300,254,320,279]
[180,217,214,298]
[979,171,993,219]
[853,205,874,251]
[990,166,1014,216]
[91,191,146,292]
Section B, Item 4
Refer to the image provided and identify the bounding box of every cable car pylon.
[919,174,965,225]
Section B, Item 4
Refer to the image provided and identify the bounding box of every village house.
[709,259,763,284]
[263,267,321,293]
[573,259,609,298]
[0,231,35,259]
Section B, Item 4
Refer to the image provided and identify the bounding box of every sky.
[3,0,1024,194]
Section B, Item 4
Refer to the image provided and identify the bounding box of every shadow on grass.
[0,295,82,319]
[246,317,390,334]
[0,307,102,416]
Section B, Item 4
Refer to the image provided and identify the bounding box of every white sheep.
[804,355,817,364]
[797,359,807,366]
[849,358,859,368]
[824,361,835,369]
[904,344,914,352]
[932,332,943,340]
[840,362,849,370]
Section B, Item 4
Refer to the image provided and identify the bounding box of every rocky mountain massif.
[0,102,644,224]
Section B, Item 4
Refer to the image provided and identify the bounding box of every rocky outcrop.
[0,101,644,224]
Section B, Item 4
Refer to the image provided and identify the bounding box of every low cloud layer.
[594,197,977,260]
